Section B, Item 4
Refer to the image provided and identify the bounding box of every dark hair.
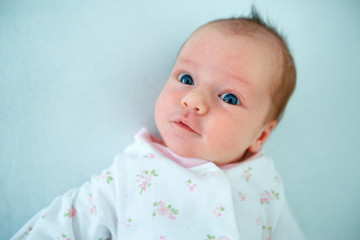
[207,6,296,123]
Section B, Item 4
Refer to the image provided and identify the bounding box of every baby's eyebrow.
[176,57,198,67]
[226,72,250,85]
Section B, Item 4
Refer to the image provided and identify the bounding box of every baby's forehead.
[188,24,283,80]
[213,22,282,51]
[179,26,281,97]
[190,23,283,58]
[211,24,284,85]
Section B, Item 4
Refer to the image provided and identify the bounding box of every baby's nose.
[181,89,209,115]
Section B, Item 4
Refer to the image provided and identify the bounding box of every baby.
[12,9,305,240]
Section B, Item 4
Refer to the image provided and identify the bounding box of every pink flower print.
[160,236,166,240]
[86,193,97,216]
[87,193,93,204]
[19,226,32,239]
[259,190,280,205]
[241,167,253,182]
[256,216,262,227]
[136,169,159,194]
[262,223,273,240]
[90,207,96,215]
[218,237,230,240]
[237,192,246,202]
[213,204,225,218]
[95,171,113,184]
[274,176,281,184]
[205,235,230,240]
[185,179,197,192]
[64,206,76,218]
[168,212,176,220]
[123,217,132,228]
[57,233,71,240]
[153,201,179,220]
[156,201,169,216]
[143,153,156,159]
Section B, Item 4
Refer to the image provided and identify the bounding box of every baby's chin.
[166,142,242,165]
[166,141,201,159]
[159,130,248,165]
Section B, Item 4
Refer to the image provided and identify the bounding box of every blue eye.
[178,73,194,85]
[220,93,241,105]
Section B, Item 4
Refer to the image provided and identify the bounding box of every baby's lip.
[173,119,200,135]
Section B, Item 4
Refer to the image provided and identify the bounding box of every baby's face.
[154,25,278,165]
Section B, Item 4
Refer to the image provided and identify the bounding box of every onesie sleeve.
[11,157,121,240]
[272,199,307,240]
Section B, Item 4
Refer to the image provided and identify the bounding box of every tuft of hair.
[208,6,296,123]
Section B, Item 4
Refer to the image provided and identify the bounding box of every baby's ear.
[248,120,277,153]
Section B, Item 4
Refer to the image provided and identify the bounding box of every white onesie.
[12,128,305,240]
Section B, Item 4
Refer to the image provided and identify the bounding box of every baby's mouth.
[173,121,199,135]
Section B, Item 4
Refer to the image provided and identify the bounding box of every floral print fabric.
[11,129,305,240]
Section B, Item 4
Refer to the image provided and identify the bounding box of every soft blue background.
[1,0,359,239]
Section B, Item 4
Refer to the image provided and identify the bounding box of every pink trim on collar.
[135,128,262,170]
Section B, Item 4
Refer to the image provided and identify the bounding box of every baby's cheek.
[208,133,247,163]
